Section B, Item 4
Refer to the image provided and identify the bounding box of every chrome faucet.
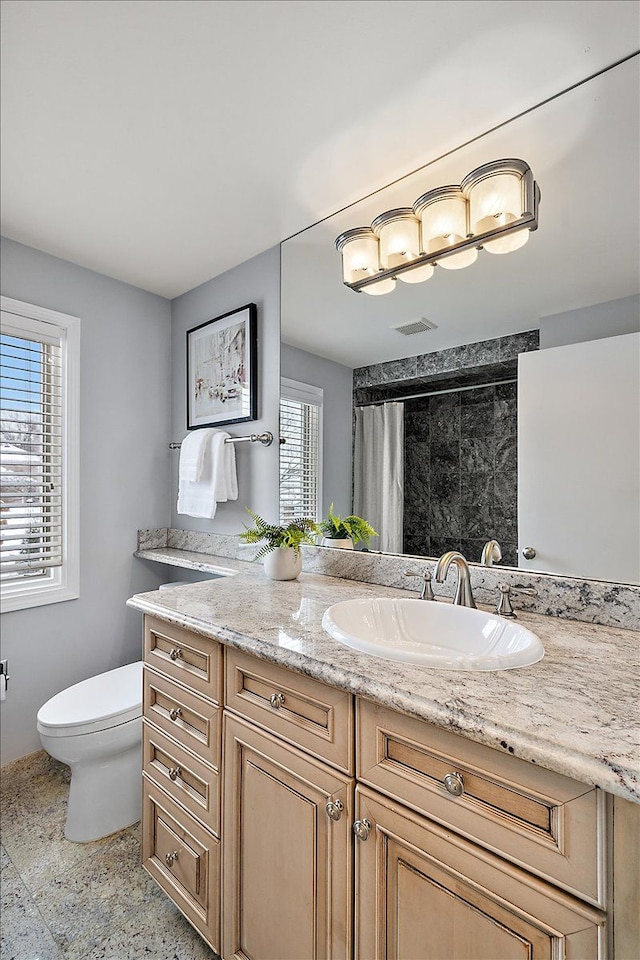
[433,551,477,608]
[481,539,502,566]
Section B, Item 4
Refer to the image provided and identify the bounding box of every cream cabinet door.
[222,713,354,960]
[354,786,605,960]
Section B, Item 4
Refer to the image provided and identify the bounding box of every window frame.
[1,296,80,612]
[279,376,323,523]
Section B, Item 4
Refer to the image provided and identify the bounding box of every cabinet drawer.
[144,667,221,767]
[225,648,354,774]
[144,615,221,704]
[142,777,220,955]
[357,699,605,907]
[143,721,220,836]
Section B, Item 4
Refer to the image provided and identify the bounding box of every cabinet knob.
[522,546,537,560]
[353,818,372,841]
[169,707,183,722]
[168,766,181,781]
[269,692,285,710]
[326,799,344,822]
[443,772,465,797]
[164,851,179,867]
[169,647,183,661]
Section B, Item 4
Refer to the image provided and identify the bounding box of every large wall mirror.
[280,55,640,585]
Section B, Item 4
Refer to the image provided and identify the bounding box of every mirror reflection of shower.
[355,375,519,566]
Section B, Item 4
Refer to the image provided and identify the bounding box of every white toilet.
[37,661,143,843]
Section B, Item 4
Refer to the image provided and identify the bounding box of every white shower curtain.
[353,402,404,553]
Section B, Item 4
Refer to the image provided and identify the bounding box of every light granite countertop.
[128,558,640,803]
[135,546,241,577]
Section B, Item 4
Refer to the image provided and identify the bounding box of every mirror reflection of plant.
[319,504,378,547]
[239,509,320,560]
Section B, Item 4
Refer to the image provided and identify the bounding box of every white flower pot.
[322,538,354,550]
[263,547,302,581]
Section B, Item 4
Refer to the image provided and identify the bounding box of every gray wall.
[170,246,281,533]
[539,295,640,348]
[0,238,172,764]
[281,343,353,519]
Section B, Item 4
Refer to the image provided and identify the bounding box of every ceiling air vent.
[390,317,438,336]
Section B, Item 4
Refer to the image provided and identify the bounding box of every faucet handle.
[496,584,516,618]
[496,583,538,618]
[511,584,538,596]
[404,569,436,601]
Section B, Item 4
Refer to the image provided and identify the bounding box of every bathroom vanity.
[128,563,640,960]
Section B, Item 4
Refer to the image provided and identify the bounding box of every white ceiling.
[1,0,639,299]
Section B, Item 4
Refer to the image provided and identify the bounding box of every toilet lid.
[37,661,143,737]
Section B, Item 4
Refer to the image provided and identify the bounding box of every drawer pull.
[169,647,183,661]
[444,772,465,797]
[353,818,372,841]
[169,707,183,722]
[168,766,181,781]
[326,799,344,822]
[164,850,179,867]
[269,692,286,710]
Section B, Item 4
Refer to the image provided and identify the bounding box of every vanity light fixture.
[335,158,540,295]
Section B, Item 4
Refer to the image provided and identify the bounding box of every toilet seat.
[37,661,143,738]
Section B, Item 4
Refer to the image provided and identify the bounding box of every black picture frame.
[186,303,257,429]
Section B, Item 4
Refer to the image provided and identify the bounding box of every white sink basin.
[321,598,544,671]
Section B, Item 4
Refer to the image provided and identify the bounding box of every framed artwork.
[186,303,257,429]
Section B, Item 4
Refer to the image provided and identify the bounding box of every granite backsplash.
[137,528,640,632]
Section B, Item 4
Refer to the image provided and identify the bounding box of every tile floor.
[1,750,219,959]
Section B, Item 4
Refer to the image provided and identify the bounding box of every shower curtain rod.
[355,377,517,408]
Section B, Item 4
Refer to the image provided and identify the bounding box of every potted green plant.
[319,504,378,550]
[239,509,319,580]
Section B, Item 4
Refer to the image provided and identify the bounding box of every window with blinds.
[1,332,62,581]
[1,298,80,611]
[279,378,323,523]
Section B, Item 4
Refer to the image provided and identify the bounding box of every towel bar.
[170,431,274,449]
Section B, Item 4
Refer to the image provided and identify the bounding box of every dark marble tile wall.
[404,382,518,566]
[353,329,539,390]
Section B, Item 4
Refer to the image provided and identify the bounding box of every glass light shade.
[372,209,420,270]
[436,244,478,270]
[467,170,524,236]
[335,228,379,285]
[483,228,530,255]
[415,188,477,271]
[398,263,434,283]
[362,277,396,296]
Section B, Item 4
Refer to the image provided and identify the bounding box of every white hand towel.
[179,429,215,483]
[177,430,238,518]
[211,431,238,503]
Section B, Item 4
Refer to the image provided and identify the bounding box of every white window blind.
[0,298,80,611]
[279,378,323,523]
